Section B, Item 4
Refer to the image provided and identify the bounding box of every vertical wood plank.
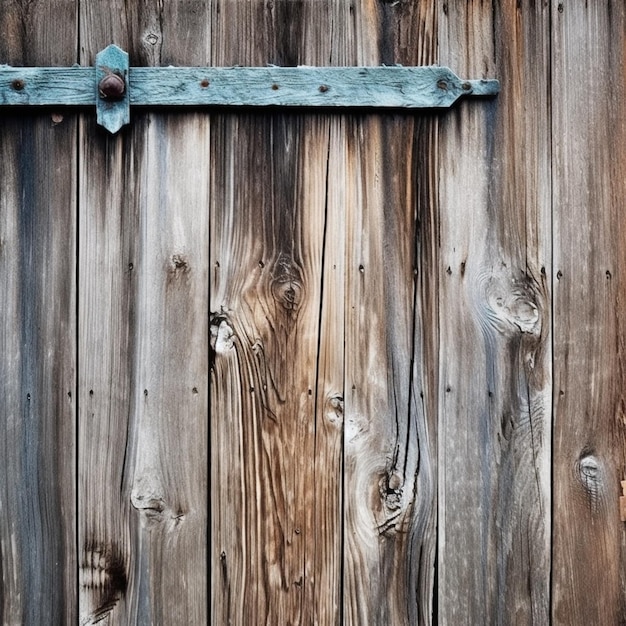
[437,1,552,622]
[79,2,211,623]
[340,3,439,624]
[210,113,329,624]
[78,129,139,624]
[309,117,345,626]
[552,1,626,622]
[210,2,342,624]
[0,2,77,623]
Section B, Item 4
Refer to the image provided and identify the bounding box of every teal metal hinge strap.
[0,45,500,134]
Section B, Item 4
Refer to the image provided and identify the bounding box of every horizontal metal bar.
[0,67,94,105]
[0,65,499,108]
[1,43,500,134]
[129,66,500,108]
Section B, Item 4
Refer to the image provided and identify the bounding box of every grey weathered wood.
[0,1,77,623]
[209,3,332,619]
[551,1,626,622]
[437,1,552,622]
[340,2,439,623]
[2,2,625,623]
[78,2,210,624]
[78,123,138,624]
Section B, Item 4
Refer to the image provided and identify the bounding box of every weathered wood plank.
[551,1,626,622]
[210,2,343,624]
[78,2,210,623]
[210,113,329,624]
[78,122,139,625]
[308,117,345,625]
[341,2,439,624]
[0,1,77,623]
[437,1,552,622]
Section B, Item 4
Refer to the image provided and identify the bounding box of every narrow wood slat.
[0,0,77,623]
[551,1,626,622]
[78,2,211,623]
[210,2,341,624]
[341,2,439,623]
[309,116,344,625]
[437,1,552,622]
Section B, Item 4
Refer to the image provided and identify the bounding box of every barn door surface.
[1,1,625,625]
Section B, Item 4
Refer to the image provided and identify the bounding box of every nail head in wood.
[98,73,125,100]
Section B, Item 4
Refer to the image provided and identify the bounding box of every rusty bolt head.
[98,73,126,100]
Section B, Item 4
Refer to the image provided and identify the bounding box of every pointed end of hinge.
[98,111,130,134]
[464,78,500,97]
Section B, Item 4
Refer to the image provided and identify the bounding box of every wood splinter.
[620,481,626,522]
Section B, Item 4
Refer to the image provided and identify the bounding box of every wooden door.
[1,1,625,624]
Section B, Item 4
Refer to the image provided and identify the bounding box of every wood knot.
[170,253,190,273]
[326,394,344,425]
[270,255,303,312]
[273,279,302,310]
[210,313,235,355]
[130,479,176,528]
[131,492,165,517]
[483,273,542,336]
[576,453,604,514]
[379,471,404,511]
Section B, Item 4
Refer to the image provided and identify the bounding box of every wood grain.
[210,112,329,624]
[437,1,552,622]
[209,2,441,623]
[78,2,211,623]
[341,3,439,624]
[2,2,625,623]
[551,1,626,622]
[209,3,353,624]
[0,1,77,624]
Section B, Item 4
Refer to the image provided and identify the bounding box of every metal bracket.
[0,44,500,134]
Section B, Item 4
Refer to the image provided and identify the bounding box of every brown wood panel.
[437,1,552,622]
[341,4,439,624]
[341,115,435,625]
[552,1,626,622]
[210,3,344,624]
[210,1,440,623]
[0,1,77,623]
[4,2,625,622]
[78,2,211,623]
[209,113,329,624]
